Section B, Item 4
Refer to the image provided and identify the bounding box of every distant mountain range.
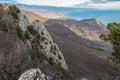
[15,4,120,25]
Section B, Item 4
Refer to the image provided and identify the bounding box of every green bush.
[45,42,48,45]
[54,45,57,50]
[28,26,37,35]
[41,32,44,35]
[53,51,57,55]
[53,63,72,78]
[31,44,47,61]
[8,5,20,19]
[108,56,120,64]
[51,45,53,51]
[16,26,24,39]
[37,52,47,60]
[58,54,62,60]
[0,21,14,32]
[39,45,43,49]
[48,57,55,65]
[100,22,120,59]
[24,31,30,40]
[41,36,46,41]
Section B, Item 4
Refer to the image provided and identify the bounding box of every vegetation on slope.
[8,5,20,19]
[100,22,120,64]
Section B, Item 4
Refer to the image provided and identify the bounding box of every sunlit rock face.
[18,13,68,69]
[18,68,51,80]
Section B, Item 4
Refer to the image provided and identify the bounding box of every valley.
[22,10,120,80]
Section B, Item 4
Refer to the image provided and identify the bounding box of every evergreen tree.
[100,22,120,59]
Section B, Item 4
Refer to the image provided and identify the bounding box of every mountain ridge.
[0,5,71,80]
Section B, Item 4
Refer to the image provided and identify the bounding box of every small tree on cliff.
[99,22,120,59]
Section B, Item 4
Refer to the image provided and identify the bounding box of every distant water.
[16,4,120,25]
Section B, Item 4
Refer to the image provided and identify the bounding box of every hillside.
[18,9,120,80]
[0,5,71,80]
[45,18,108,41]
[21,10,48,23]
[45,19,120,80]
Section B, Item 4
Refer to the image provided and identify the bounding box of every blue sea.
[16,4,120,25]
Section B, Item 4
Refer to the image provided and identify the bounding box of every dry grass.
[21,10,48,23]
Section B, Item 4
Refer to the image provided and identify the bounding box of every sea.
[2,3,120,25]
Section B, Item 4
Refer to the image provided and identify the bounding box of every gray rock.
[18,68,50,80]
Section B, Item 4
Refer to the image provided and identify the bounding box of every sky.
[0,0,120,9]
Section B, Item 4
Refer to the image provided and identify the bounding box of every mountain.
[44,19,120,80]
[0,5,72,80]
[20,8,120,80]
[45,18,108,41]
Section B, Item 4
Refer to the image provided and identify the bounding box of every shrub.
[45,42,48,45]
[48,57,55,65]
[58,54,62,60]
[100,22,120,59]
[39,45,43,49]
[38,52,47,60]
[31,45,47,61]
[41,32,44,35]
[50,45,53,51]
[28,26,36,35]
[108,56,120,64]
[53,63,72,78]
[54,45,57,50]
[41,36,46,41]
[24,31,30,40]
[8,5,20,19]
[49,41,52,44]
[0,21,14,32]
[7,23,13,30]
[16,26,24,39]
[53,51,57,55]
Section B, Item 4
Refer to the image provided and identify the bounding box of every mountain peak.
[80,18,103,25]
[79,18,105,30]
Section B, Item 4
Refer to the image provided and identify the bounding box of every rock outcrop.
[18,68,50,80]
[18,13,68,70]
[0,5,69,80]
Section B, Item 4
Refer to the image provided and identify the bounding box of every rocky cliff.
[0,5,70,80]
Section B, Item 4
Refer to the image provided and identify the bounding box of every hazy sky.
[0,0,120,9]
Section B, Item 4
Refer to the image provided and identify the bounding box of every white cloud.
[15,0,91,7]
[0,0,120,9]
[88,1,120,9]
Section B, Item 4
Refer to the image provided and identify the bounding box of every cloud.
[88,1,120,9]
[91,0,120,3]
[0,0,120,9]
[0,0,16,4]
[15,0,91,7]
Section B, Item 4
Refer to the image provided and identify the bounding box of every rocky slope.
[0,5,70,80]
[19,9,120,80]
